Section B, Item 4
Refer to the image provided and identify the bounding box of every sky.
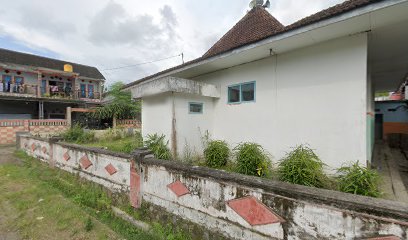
[0,0,344,86]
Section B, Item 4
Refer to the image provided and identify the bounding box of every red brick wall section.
[117,119,141,129]
[0,119,68,145]
[383,122,408,139]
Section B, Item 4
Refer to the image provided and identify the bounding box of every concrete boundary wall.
[16,134,408,240]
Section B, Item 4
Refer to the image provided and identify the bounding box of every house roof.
[203,6,284,58]
[124,0,384,89]
[0,48,105,80]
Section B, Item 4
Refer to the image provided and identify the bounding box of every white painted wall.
[173,93,214,156]
[142,93,173,145]
[142,92,214,157]
[191,33,369,170]
[140,34,369,170]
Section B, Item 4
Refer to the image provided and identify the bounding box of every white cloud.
[0,0,345,86]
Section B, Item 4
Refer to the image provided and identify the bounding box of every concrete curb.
[111,206,150,231]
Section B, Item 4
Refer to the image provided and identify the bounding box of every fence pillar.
[113,116,117,129]
[130,148,152,209]
[15,132,31,150]
[66,107,72,128]
[48,136,63,168]
[23,120,29,132]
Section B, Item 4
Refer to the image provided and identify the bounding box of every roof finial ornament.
[263,0,271,8]
[249,0,270,9]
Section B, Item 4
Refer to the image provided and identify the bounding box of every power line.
[101,53,183,71]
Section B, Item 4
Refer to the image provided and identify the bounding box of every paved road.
[0,145,21,240]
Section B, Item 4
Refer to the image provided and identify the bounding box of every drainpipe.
[171,92,177,158]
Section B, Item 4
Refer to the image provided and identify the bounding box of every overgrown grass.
[61,124,95,144]
[204,140,230,168]
[84,133,143,154]
[145,133,172,160]
[234,142,271,177]
[337,162,381,197]
[278,145,329,188]
[10,151,191,240]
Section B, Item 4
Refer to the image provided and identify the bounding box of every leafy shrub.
[151,223,191,240]
[85,217,94,232]
[62,124,95,144]
[234,142,271,177]
[144,134,172,160]
[337,162,381,197]
[204,140,230,168]
[102,127,123,141]
[278,145,327,188]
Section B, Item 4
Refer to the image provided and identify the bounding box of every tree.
[91,82,141,121]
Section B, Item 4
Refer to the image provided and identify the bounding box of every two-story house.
[0,48,105,120]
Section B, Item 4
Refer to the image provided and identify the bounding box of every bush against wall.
[204,140,230,168]
[278,145,328,188]
[337,162,381,197]
[234,143,271,177]
[144,134,172,160]
[62,124,95,144]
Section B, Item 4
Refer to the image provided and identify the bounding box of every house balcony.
[0,84,101,102]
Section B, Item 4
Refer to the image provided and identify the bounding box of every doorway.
[375,114,384,140]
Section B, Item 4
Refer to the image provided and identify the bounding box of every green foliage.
[82,130,143,154]
[278,145,328,188]
[144,134,172,160]
[102,128,124,141]
[91,82,141,120]
[337,162,381,197]
[234,143,271,177]
[13,151,192,240]
[375,91,390,98]
[204,140,230,168]
[85,217,94,232]
[150,223,192,240]
[62,124,95,144]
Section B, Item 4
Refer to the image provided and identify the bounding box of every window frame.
[188,102,204,114]
[14,76,24,85]
[88,84,94,99]
[227,81,256,104]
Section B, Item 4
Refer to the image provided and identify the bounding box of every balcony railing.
[0,84,38,96]
[0,84,101,102]
[74,90,101,100]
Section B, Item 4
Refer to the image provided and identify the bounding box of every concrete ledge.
[131,76,221,99]
[141,157,408,222]
[56,142,132,160]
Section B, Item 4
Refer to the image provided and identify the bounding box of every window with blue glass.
[228,81,256,104]
[189,102,203,114]
[88,84,94,99]
[80,84,86,98]
[2,75,12,92]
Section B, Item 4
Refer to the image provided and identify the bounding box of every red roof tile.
[203,6,284,58]
[124,0,385,89]
[286,0,382,31]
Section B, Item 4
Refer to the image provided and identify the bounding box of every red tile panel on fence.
[227,196,283,226]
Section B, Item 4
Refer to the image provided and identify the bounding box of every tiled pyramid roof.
[125,0,386,88]
[203,6,284,58]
